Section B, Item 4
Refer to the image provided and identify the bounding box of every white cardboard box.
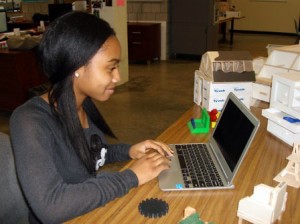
[194,70,252,111]
[202,92,251,111]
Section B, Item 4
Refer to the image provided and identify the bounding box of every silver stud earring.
[75,72,80,78]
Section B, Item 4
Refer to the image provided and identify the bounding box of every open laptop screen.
[213,97,255,171]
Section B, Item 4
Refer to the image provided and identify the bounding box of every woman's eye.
[109,67,116,72]
[109,64,119,72]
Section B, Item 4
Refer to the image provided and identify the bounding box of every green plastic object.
[179,213,204,224]
[179,212,214,224]
[187,108,210,134]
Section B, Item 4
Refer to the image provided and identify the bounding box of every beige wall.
[100,0,129,85]
[127,0,168,21]
[127,0,299,34]
[231,0,300,34]
[21,2,51,20]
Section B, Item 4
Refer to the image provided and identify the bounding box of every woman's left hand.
[129,140,174,159]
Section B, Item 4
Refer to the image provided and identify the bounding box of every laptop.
[158,92,260,191]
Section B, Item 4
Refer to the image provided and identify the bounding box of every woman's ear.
[74,66,85,79]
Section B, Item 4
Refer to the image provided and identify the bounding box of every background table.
[219,16,245,45]
[66,105,300,224]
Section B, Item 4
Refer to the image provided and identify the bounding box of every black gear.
[138,198,169,218]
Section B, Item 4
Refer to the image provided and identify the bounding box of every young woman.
[10,11,173,224]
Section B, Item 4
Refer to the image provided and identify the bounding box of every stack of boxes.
[194,51,256,111]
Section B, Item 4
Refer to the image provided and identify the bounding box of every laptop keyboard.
[176,144,224,188]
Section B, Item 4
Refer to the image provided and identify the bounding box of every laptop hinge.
[209,143,230,183]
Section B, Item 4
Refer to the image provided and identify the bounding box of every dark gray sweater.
[10,97,138,224]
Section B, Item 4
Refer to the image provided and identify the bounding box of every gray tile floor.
[0,32,297,146]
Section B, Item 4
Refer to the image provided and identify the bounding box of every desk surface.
[66,105,300,224]
[218,16,245,23]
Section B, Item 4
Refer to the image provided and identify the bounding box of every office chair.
[0,132,29,224]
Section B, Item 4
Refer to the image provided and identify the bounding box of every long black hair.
[37,11,116,174]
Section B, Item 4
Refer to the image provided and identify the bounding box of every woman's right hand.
[129,151,171,186]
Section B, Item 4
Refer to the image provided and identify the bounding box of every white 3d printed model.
[274,142,300,188]
[237,182,288,224]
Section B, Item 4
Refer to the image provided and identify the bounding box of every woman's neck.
[78,107,89,129]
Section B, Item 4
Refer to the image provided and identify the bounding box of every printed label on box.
[202,78,252,96]
[202,93,251,111]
